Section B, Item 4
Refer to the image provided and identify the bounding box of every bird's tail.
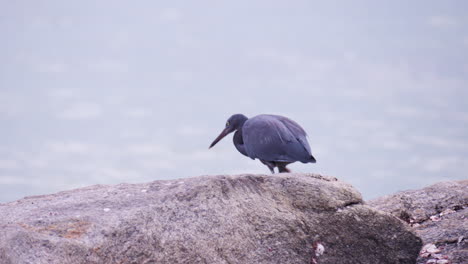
[310,155,316,163]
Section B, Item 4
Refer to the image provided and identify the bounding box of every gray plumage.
[209,114,316,173]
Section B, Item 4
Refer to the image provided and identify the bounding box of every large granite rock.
[0,173,421,264]
[369,180,468,264]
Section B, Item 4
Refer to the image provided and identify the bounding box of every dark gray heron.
[209,114,316,173]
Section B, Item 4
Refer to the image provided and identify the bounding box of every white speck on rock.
[315,243,325,256]
[436,260,450,264]
[439,208,456,216]
[141,189,147,193]
[420,243,441,258]
[425,243,440,253]
[103,208,111,212]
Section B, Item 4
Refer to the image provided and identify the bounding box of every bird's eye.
[226,121,230,127]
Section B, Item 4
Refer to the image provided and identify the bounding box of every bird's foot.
[260,160,276,174]
[277,162,291,173]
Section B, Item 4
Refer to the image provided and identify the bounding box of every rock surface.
[0,173,421,264]
[369,180,468,264]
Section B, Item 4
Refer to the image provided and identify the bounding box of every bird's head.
[209,114,248,149]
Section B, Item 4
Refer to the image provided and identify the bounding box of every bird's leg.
[277,162,291,173]
[260,160,276,174]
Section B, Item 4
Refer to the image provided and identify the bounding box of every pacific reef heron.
[209,114,316,173]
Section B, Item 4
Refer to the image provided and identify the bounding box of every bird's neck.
[234,128,243,144]
[233,128,248,156]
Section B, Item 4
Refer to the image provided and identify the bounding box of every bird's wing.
[273,115,312,156]
[272,115,307,136]
[243,115,312,163]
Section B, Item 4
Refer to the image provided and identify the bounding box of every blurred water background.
[1,0,467,202]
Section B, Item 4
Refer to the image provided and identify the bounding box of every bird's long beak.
[209,127,232,149]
